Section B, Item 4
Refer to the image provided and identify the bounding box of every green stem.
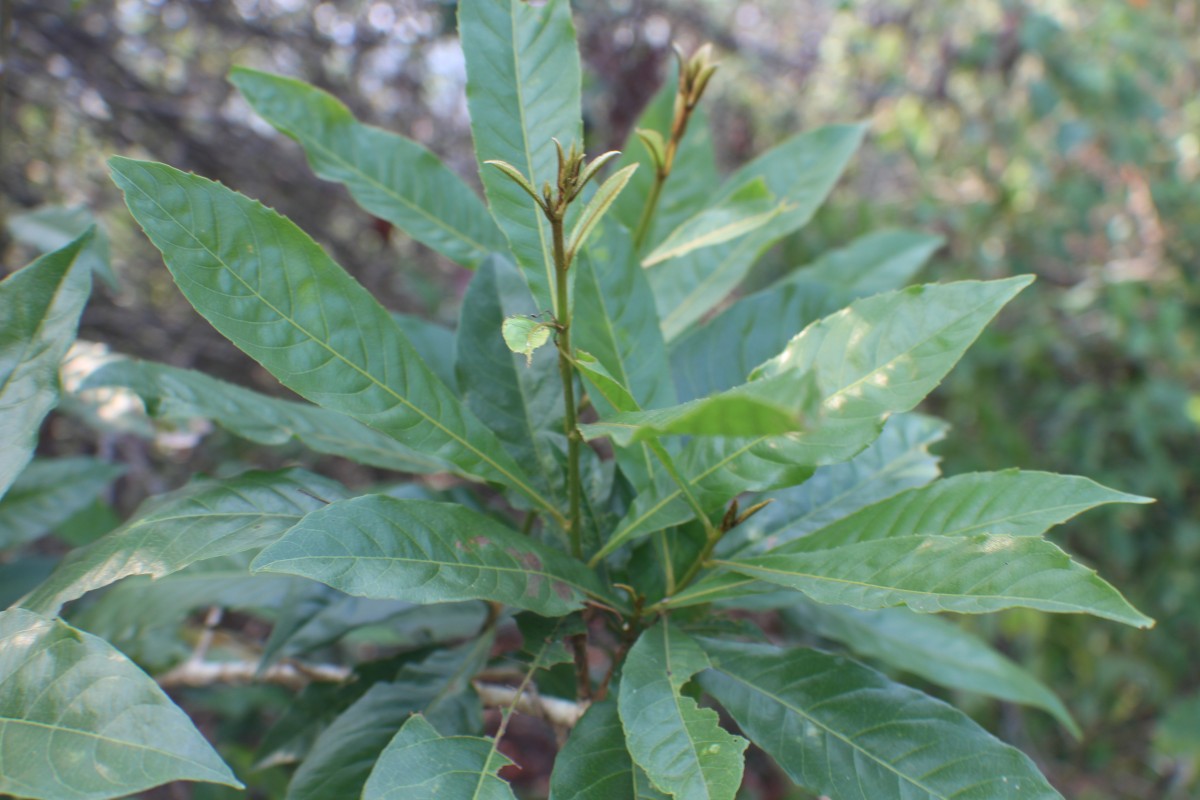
[672,529,722,597]
[552,216,584,560]
[632,170,665,252]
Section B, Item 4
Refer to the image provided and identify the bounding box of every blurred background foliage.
[4,0,1199,797]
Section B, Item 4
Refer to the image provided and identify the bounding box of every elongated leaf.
[82,358,451,474]
[549,700,669,800]
[8,204,118,288]
[698,639,1063,800]
[642,178,785,267]
[253,496,607,615]
[650,124,866,340]
[461,0,582,311]
[363,714,515,800]
[719,533,1153,627]
[618,621,747,799]
[231,68,504,269]
[567,164,639,260]
[287,637,490,800]
[580,369,821,447]
[110,158,556,517]
[0,608,241,800]
[19,468,345,616]
[788,469,1152,552]
[0,230,93,500]
[389,311,458,392]
[0,458,124,550]
[782,599,1079,735]
[670,230,942,401]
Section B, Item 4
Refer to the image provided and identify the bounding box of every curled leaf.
[501,314,554,366]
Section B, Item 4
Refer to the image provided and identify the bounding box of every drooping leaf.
[650,124,867,340]
[618,621,747,799]
[460,0,582,311]
[19,468,346,616]
[230,67,505,269]
[698,639,1063,800]
[642,177,786,267]
[109,157,557,518]
[0,458,124,550]
[781,598,1079,735]
[82,357,453,475]
[7,204,118,288]
[718,533,1154,627]
[0,608,242,800]
[0,230,93,501]
[548,700,669,800]
[787,469,1152,552]
[253,496,608,615]
[362,714,515,800]
[670,229,942,401]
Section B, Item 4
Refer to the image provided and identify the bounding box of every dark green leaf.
[0,458,124,550]
[549,700,669,800]
[698,639,1063,800]
[362,714,515,800]
[0,608,241,800]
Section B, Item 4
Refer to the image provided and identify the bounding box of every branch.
[474,682,588,729]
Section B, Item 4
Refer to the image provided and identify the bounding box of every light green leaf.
[7,204,118,288]
[618,621,747,799]
[567,164,639,261]
[670,229,942,401]
[0,230,93,501]
[718,533,1154,627]
[787,469,1153,552]
[253,496,608,615]
[0,458,124,550]
[19,468,345,616]
[501,315,554,365]
[642,178,786,267]
[82,358,452,475]
[362,714,515,800]
[230,67,504,268]
[698,639,1063,800]
[109,157,557,518]
[0,608,242,800]
[781,599,1079,735]
[460,0,582,312]
[549,700,669,800]
[650,124,866,340]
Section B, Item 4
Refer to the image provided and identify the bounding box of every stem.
[552,216,584,560]
[632,170,665,251]
[672,528,722,596]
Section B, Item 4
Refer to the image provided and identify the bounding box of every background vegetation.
[4,1,1198,797]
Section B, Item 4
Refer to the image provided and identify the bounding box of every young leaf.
[718,533,1154,627]
[618,621,747,799]
[253,496,609,616]
[109,157,558,519]
[566,163,638,262]
[697,639,1064,800]
[549,700,670,800]
[460,0,583,312]
[641,177,788,267]
[362,714,515,800]
[0,230,93,500]
[501,315,554,365]
[0,608,242,800]
[650,124,867,340]
[230,67,505,269]
[19,469,345,616]
[0,458,124,550]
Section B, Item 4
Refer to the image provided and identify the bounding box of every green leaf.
[390,312,459,392]
[286,637,490,800]
[566,164,639,261]
[782,599,1079,735]
[19,468,345,616]
[0,230,93,501]
[642,178,787,267]
[0,608,242,799]
[670,230,942,401]
[697,639,1063,800]
[230,67,504,269]
[253,496,608,615]
[786,469,1153,552]
[460,0,582,311]
[618,621,747,799]
[362,714,515,800]
[501,315,554,364]
[718,533,1154,627]
[580,369,821,447]
[109,157,557,518]
[82,358,452,475]
[8,204,118,288]
[650,124,866,340]
[0,458,124,550]
[549,700,669,800]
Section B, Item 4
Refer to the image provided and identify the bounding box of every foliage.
[0,2,1155,798]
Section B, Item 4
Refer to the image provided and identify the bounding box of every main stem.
[552,217,584,560]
